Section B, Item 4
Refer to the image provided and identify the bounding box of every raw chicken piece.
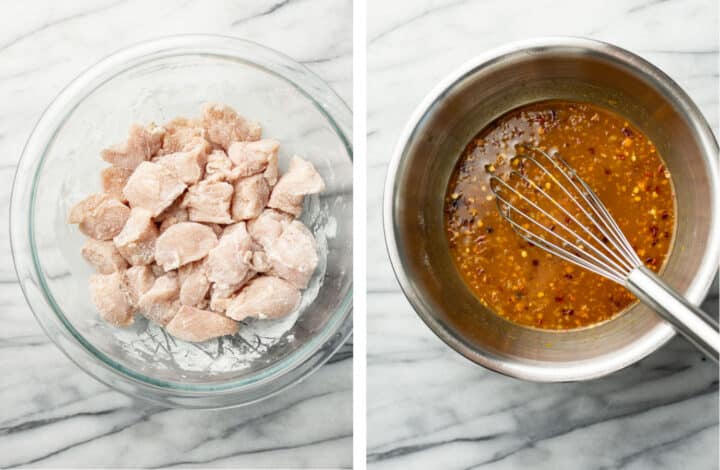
[266,220,319,289]
[138,272,180,326]
[81,238,128,274]
[166,305,239,342]
[227,139,279,178]
[246,209,292,249]
[113,208,158,266]
[155,222,218,270]
[201,103,261,150]
[89,272,134,327]
[206,222,254,292]
[182,180,234,224]
[160,118,207,155]
[226,276,301,321]
[123,265,155,306]
[264,149,279,187]
[69,193,131,241]
[100,167,133,200]
[267,156,325,217]
[152,140,208,185]
[123,161,187,216]
[232,174,270,221]
[206,223,224,236]
[208,284,235,313]
[101,123,165,170]
[178,261,210,307]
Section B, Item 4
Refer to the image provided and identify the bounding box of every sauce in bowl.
[444,101,676,330]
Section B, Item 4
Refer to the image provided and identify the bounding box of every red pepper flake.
[661,211,669,220]
[563,273,574,280]
[645,257,657,267]
[604,168,612,175]
[616,153,626,160]
[562,308,574,316]
[555,296,564,302]
[532,259,539,267]
[657,164,665,174]
[588,147,596,155]
[649,225,659,237]
[621,127,634,137]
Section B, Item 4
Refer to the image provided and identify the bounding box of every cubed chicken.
[227,139,279,179]
[137,272,180,326]
[201,103,261,150]
[178,261,210,307]
[122,161,187,216]
[101,123,165,170]
[81,238,128,274]
[113,208,158,266]
[123,265,155,306]
[89,272,134,327]
[152,140,208,185]
[246,209,292,249]
[166,305,239,343]
[266,220,319,289]
[226,276,301,321]
[159,118,207,155]
[204,149,236,182]
[206,222,254,292]
[182,180,234,224]
[267,156,325,217]
[100,167,133,201]
[69,193,131,241]
[154,222,218,270]
[232,174,270,221]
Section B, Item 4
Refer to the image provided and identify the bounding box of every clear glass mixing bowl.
[10,35,353,408]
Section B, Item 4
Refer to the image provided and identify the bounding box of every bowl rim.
[11,34,353,406]
[383,36,719,382]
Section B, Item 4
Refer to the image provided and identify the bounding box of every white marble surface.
[0,1,351,468]
[367,0,719,469]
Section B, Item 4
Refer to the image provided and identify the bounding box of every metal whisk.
[490,146,719,362]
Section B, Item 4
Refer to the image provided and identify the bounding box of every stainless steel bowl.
[384,37,720,381]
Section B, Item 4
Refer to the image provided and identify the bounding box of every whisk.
[490,146,719,362]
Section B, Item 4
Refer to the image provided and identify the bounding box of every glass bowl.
[10,35,353,408]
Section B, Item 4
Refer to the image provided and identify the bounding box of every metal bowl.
[384,37,720,381]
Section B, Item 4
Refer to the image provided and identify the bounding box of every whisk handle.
[626,266,719,363]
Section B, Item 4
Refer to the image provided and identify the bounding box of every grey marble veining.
[367,0,718,469]
[0,1,351,468]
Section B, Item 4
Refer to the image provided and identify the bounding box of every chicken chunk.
[232,174,270,221]
[250,250,271,273]
[201,103,261,150]
[81,238,128,274]
[69,193,131,241]
[182,180,234,224]
[205,222,254,292]
[267,156,325,217]
[113,208,158,266]
[227,139,279,179]
[89,272,134,327]
[123,265,155,306]
[137,272,180,326]
[154,222,218,270]
[266,220,319,288]
[100,167,133,201]
[226,276,301,321]
[178,261,210,307]
[247,209,292,249]
[166,305,239,342]
[160,118,207,155]
[101,123,165,170]
[152,140,208,185]
[122,161,187,216]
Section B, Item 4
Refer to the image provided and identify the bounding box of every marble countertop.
[0,1,352,468]
[367,0,718,469]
